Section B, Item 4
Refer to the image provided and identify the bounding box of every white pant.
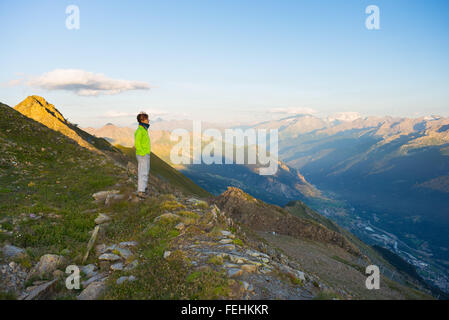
[137,154,150,193]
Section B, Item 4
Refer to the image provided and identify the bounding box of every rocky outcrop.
[1,244,26,260]
[77,281,106,300]
[14,96,96,151]
[215,187,360,256]
[28,254,67,279]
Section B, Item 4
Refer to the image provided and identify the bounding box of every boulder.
[1,244,26,260]
[92,190,120,202]
[77,281,106,300]
[0,262,28,294]
[98,253,121,262]
[119,241,138,248]
[94,213,111,225]
[82,272,108,287]
[116,275,136,285]
[23,279,58,300]
[241,264,257,273]
[114,247,132,259]
[124,260,138,271]
[227,268,243,278]
[30,254,66,278]
[81,264,98,278]
[105,194,126,206]
[110,262,124,271]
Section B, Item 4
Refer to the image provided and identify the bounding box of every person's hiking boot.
[137,192,148,199]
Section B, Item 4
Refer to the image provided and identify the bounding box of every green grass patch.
[207,255,224,266]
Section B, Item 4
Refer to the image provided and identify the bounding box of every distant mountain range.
[250,113,449,223]
[245,113,449,292]
[84,123,322,205]
[86,113,449,292]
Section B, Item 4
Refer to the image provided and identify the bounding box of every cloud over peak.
[26,69,151,96]
[268,107,318,115]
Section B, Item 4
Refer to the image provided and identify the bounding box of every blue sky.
[1,0,448,126]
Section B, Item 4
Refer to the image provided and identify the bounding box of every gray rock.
[105,194,125,206]
[116,275,136,285]
[227,268,243,278]
[77,281,106,300]
[124,260,138,271]
[92,190,119,202]
[81,264,98,278]
[295,270,306,281]
[219,239,233,244]
[259,267,273,274]
[114,247,132,259]
[104,244,118,252]
[228,254,246,264]
[245,249,261,257]
[223,263,239,268]
[30,254,66,278]
[98,253,121,261]
[82,272,107,287]
[95,244,107,255]
[119,241,138,248]
[110,262,124,271]
[24,279,58,300]
[175,223,185,231]
[0,262,28,294]
[94,213,111,225]
[218,244,236,251]
[116,276,127,285]
[1,245,26,260]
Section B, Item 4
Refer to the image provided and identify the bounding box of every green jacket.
[135,125,151,156]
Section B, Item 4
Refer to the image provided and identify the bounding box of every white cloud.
[25,69,151,96]
[268,107,318,115]
[328,112,362,122]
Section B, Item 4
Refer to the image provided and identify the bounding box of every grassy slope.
[0,102,121,261]
[0,103,224,300]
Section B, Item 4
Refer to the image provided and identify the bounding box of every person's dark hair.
[137,112,149,123]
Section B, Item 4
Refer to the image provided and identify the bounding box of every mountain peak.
[17,95,67,124]
[14,96,98,151]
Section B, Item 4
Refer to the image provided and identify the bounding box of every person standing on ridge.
[135,112,151,199]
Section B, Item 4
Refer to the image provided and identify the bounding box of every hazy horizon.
[1,0,448,127]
